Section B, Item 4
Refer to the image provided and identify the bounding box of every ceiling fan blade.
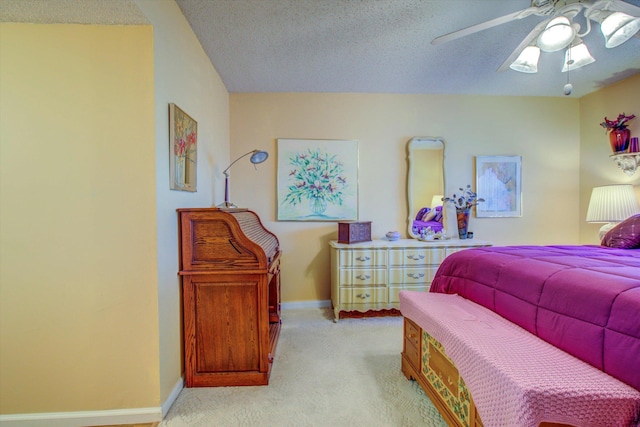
[496,18,552,72]
[431,7,540,45]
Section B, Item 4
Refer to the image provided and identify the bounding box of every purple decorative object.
[630,137,639,153]
[602,214,640,248]
[412,206,444,235]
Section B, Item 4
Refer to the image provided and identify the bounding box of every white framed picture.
[475,155,522,218]
[277,138,359,221]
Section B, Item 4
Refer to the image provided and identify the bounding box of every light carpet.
[161,308,446,427]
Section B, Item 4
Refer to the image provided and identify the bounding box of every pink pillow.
[601,214,640,249]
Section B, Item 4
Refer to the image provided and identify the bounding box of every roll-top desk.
[329,238,491,322]
[178,208,281,387]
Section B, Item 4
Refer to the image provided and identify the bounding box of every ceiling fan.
[432,0,640,76]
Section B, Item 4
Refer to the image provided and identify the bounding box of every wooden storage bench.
[400,291,640,427]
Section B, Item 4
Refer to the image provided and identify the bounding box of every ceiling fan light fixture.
[562,41,595,72]
[510,46,541,73]
[537,16,576,52]
[601,12,640,48]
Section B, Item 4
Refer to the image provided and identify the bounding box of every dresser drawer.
[338,249,387,268]
[405,318,421,348]
[445,247,469,257]
[389,248,446,266]
[404,338,420,369]
[339,286,387,305]
[388,285,429,303]
[339,268,387,286]
[388,266,438,285]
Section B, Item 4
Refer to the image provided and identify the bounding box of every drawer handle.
[356,274,371,280]
[356,293,370,299]
[407,272,425,279]
[356,256,371,262]
[407,254,425,260]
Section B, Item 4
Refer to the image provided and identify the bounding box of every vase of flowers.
[283,149,347,216]
[173,124,197,188]
[443,185,484,239]
[600,113,635,154]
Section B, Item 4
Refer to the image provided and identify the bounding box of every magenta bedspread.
[430,245,640,391]
[400,291,640,427]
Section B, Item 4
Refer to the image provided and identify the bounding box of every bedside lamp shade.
[586,184,640,239]
[430,195,444,209]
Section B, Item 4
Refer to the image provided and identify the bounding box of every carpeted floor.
[160,308,446,427]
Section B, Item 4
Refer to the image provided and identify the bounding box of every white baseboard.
[0,376,184,426]
[0,407,162,427]
[281,299,331,310]
[162,376,184,417]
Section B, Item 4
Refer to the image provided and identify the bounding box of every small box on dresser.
[338,221,372,244]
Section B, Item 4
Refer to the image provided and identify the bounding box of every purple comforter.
[430,245,640,390]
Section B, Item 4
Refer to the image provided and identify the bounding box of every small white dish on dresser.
[386,231,401,241]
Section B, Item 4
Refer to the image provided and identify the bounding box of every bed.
[400,242,640,427]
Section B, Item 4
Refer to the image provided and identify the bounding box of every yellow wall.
[0,24,159,413]
[579,74,640,244]
[134,0,231,407]
[230,93,580,303]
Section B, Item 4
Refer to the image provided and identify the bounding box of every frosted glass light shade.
[601,12,640,48]
[510,46,541,73]
[586,184,640,222]
[537,16,576,52]
[562,42,595,72]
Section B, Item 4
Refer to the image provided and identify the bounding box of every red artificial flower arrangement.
[600,113,636,132]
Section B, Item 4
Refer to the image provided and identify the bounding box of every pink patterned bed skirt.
[400,290,640,427]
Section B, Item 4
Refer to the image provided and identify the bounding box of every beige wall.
[1,2,635,418]
[579,74,640,244]
[134,0,231,409]
[0,24,158,413]
[230,93,581,303]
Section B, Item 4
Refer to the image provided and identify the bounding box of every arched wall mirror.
[407,137,445,239]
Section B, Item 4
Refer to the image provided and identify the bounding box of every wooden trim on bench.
[401,317,573,427]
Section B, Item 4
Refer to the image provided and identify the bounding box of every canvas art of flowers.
[171,105,197,190]
[600,113,636,132]
[283,148,347,214]
[174,116,197,163]
[443,185,484,211]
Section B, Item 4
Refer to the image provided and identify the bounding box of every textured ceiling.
[2,0,639,97]
[0,0,148,24]
[175,0,640,97]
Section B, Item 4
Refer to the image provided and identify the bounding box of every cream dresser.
[329,238,491,322]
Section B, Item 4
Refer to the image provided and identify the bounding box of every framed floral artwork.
[169,103,197,191]
[475,155,522,217]
[277,139,359,221]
